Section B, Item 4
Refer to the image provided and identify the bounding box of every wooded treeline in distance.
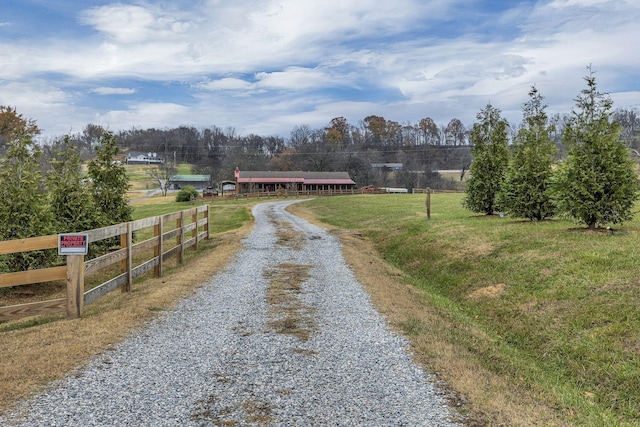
[2,101,640,192]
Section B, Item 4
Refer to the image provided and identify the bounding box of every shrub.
[176,186,199,202]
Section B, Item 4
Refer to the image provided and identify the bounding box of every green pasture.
[132,197,252,235]
[125,163,194,191]
[303,193,640,426]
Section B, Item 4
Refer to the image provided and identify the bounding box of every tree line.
[2,87,640,193]
[463,68,639,229]
[0,129,131,272]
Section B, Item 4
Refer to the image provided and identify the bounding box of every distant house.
[371,162,403,171]
[170,174,211,190]
[126,151,165,165]
[234,168,356,193]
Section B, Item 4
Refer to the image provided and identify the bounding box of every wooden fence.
[0,205,209,322]
[235,189,360,198]
[230,188,451,198]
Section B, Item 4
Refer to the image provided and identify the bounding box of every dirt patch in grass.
[435,225,495,261]
[131,194,177,206]
[468,283,507,300]
[287,203,566,427]
[0,223,252,415]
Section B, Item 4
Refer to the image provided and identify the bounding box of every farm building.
[234,168,356,193]
[126,151,165,165]
[170,174,211,190]
[221,180,236,195]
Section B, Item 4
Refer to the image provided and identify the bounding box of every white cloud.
[196,78,254,91]
[612,91,640,110]
[2,0,640,139]
[90,87,137,95]
[0,80,69,113]
[0,80,93,136]
[255,67,337,90]
[95,102,192,131]
[79,4,194,43]
[549,0,625,7]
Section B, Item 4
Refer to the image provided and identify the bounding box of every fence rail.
[234,189,360,198]
[0,205,209,322]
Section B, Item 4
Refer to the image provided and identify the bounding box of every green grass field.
[303,193,640,426]
[132,197,253,235]
[125,163,194,192]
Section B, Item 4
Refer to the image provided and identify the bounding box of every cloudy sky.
[1,0,639,140]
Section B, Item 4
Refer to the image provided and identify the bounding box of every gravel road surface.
[1,200,461,426]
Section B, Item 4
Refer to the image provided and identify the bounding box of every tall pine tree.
[0,134,55,271]
[462,103,510,215]
[498,87,557,220]
[552,68,639,228]
[48,138,104,233]
[88,132,132,228]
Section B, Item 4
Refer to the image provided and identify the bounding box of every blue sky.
[1,0,639,140]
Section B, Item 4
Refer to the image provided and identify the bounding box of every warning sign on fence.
[58,233,89,255]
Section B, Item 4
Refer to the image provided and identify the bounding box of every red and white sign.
[58,233,89,255]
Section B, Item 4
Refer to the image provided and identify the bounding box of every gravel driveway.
[1,200,461,426]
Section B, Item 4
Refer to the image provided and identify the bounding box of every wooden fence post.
[192,209,198,251]
[124,222,133,292]
[155,216,163,278]
[66,255,85,319]
[119,227,127,292]
[205,204,210,239]
[178,210,185,264]
[426,188,431,220]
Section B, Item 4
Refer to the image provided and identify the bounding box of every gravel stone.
[1,200,462,426]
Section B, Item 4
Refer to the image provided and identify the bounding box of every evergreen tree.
[0,134,55,271]
[552,68,639,229]
[498,87,557,220]
[48,138,104,233]
[462,103,510,215]
[87,132,132,226]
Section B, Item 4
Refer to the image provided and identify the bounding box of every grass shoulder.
[290,194,640,426]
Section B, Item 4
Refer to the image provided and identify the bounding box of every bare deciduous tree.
[147,163,177,196]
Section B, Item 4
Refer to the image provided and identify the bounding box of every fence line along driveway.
[1,200,461,426]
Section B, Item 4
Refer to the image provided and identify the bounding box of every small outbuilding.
[170,174,211,190]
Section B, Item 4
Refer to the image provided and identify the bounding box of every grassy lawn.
[124,164,159,191]
[131,196,253,234]
[301,193,640,426]
[124,163,193,194]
